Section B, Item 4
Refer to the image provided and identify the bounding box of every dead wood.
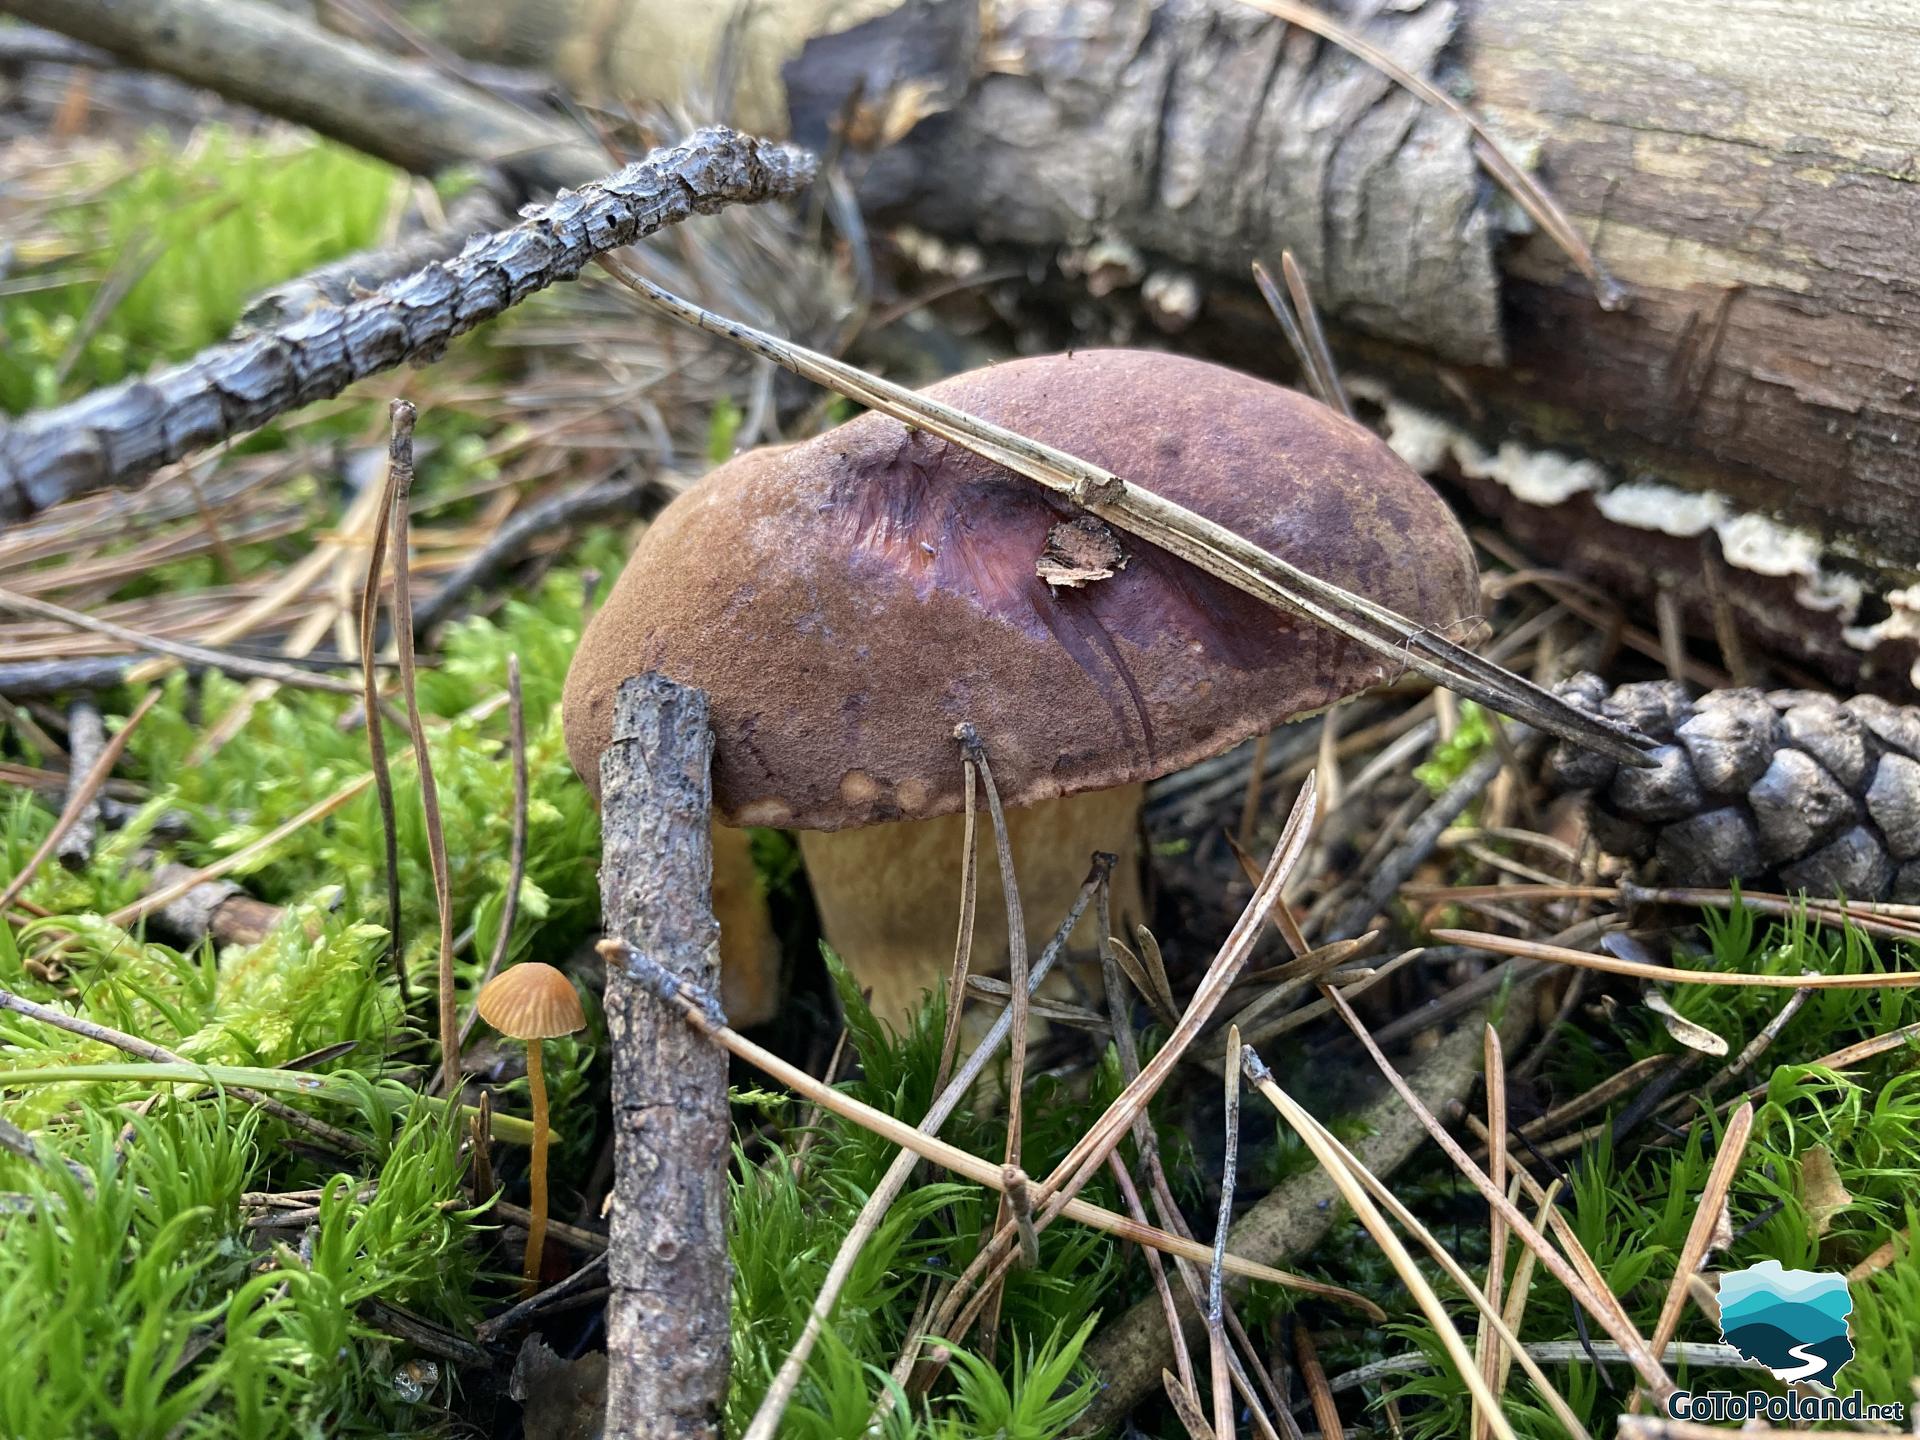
[785,0,1920,689]
[0,129,813,523]
[597,675,730,1440]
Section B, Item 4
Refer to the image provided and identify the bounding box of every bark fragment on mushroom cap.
[563,349,1480,828]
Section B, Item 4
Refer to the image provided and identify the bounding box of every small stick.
[0,691,160,914]
[358,418,408,1004]
[53,701,104,871]
[383,402,459,1098]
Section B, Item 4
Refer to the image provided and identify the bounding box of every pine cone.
[1543,675,1920,902]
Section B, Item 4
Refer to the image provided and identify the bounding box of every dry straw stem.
[1242,1051,1592,1440]
[458,653,528,1056]
[1411,881,1920,944]
[1474,1026,1511,1440]
[906,779,1329,1373]
[596,938,1364,1309]
[381,402,459,1100]
[593,255,1649,770]
[1320,984,1677,1400]
[357,418,407,1004]
[1641,1101,1755,1408]
[1238,1046,1519,1440]
[1209,1027,1245,1440]
[739,857,1113,1440]
[0,585,361,695]
[1231,0,1622,309]
[1433,928,1920,989]
[0,690,159,914]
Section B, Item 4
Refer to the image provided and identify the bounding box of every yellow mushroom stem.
[522,1040,550,1297]
[796,782,1146,1024]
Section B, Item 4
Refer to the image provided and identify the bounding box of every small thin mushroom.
[476,963,586,1296]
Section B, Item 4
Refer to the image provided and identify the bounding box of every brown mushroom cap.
[564,349,1478,829]
[475,962,586,1040]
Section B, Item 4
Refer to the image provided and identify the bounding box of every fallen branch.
[0,128,813,523]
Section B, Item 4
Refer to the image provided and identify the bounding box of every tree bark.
[598,675,730,1440]
[785,0,1920,693]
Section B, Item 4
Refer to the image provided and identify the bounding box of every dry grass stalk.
[358,422,408,1004]
[1434,927,1920,989]
[381,401,459,1099]
[933,749,980,1090]
[1292,1323,1344,1440]
[457,653,528,1053]
[739,858,1112,1440]
[1641,1102,1756,1406]
[1473,1026,1511,1440]
[1238,1045,1520,1440]
[1320,984,1676,1399]
[1111,1154,1198,1402]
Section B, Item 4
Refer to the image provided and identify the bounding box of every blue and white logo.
[1717,1260,1854,1389]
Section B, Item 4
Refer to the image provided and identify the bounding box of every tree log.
[781,0,1920,693]
[598,675,730,1440]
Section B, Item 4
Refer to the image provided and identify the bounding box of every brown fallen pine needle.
[1434,927,1920,988]
[1639,1102,1755,1412]
[457,652,528,1056]
[358,416,408,1005]
[1238,1045,1519,1440]
[1474,1025,1511,1440]
[1319,983,1677,1400]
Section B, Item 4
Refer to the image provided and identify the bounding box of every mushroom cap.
[564,349,1478,829]
[475,962,586,1040]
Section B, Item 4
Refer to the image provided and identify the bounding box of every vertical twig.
[934,748,980,1091]
[385,401,455,1090]
[599,674,729,1439]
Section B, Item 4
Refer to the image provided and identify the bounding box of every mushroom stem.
[797,783,1146,1024]
[522,1040,550,1297]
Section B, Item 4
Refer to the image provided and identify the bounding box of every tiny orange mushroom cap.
[476,962,586,1041]
[475,963,583,1296]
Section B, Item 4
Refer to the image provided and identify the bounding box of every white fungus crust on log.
[1546,675,1920,903]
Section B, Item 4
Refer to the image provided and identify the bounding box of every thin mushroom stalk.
[474,963,586,1299]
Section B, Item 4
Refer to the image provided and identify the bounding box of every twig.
[0,692,160,914]
[597,674,730,1438]
[0,129,814,520]
[52,701,103,871]
[595,253,1651,769]
[0,585,361,693]
[474,1254,610,1343]
[383,403,458,1098]
[358,417,408,1006]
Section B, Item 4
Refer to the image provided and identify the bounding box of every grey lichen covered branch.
[0,128,815,523]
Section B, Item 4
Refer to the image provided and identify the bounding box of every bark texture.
[787,0,1920,690]
[0,129,813,522]
[1546,675,1920,903]
[788,0,1507,365]
[599,676,729,1440]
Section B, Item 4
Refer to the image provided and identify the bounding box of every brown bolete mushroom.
[475,961,585,1294]
[564,349,1478,1021]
